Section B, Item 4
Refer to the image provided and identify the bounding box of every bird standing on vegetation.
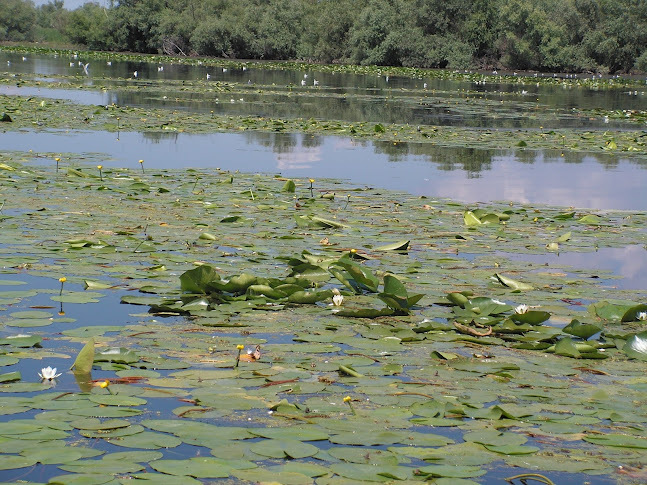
[313,79,319,86]
[133,70,138,78]
[206,73,211,80]
[82,63,89,75]
[301,79,306,86]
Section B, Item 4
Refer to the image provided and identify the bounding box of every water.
[1,50,646,485]
[3,51,646,129]
[2,129,645,211]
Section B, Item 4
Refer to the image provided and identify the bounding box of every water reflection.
[500,245,647,290]
[1,129,645,210]
[2,52,643,130]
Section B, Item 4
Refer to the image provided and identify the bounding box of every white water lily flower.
[637,311,647,321]
[514,304,529,314]
[332,294,344,306]
[632,336,647,354]
[38,366,61,381]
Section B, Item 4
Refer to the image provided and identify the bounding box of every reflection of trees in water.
[371,142,645,174]
[110,89,596,131]
[242,132,298,154]
[302,134,323,148]
[141,131,179,143]
[503,149,629,171]
[373,142,494,175]
[241,131,323,153]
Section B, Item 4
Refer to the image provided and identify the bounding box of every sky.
[32,0,107,10]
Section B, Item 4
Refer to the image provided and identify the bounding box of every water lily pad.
[127,473,202,484]
[562,319,602,339]
[249,427,328,441]
[583,434,647,449]
[47,474,115,485]
[373,240,410,251]
[0,455,38,470]
[330,463,411,481]
[21,446,104,465]
[89,394,146,406]
[493,273,533,291]
[106,431,182,449]
[417,464,486,478]
[249,439,320,459]
[150,456,255,477]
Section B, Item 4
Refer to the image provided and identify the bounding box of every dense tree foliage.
[2,0,647,73]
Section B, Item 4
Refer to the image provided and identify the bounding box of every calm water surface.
[3,51,647,129]
[2,129,646,211]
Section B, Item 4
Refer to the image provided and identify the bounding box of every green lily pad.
[562,319,602,339]
[493,273,534,291]
[417,464,487,478]
[373,240,410,251]
[249,439,320,459]
[583,434,647,449]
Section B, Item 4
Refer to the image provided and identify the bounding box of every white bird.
[385,75,389,82]
[69,62,74,67]
[7,61,10,66]
[242,66,247,71]
[107,61,112,66]
[230,99,235,103]
[78,61,83,66]
[157,66,163,71]
[133,70,138,78]
[423,83,427,89]
[303,74,308,78]
[22,56,26,61]
[223,68,228,73]
[206,73,211,80]
[301,79,306,86]
[82,63,89,75]
[313,79,319,86]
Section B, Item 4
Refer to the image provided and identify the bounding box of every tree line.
[3,0,647,73]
